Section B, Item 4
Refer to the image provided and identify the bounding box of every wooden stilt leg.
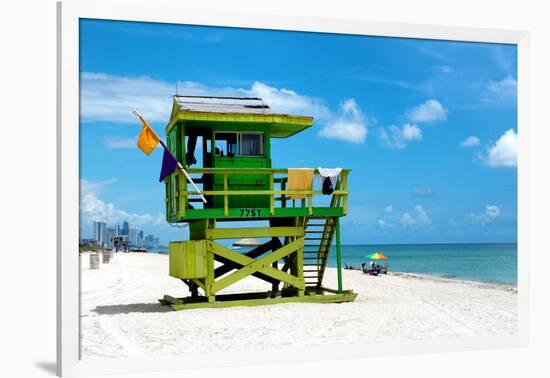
[296,246,304,297]
[271,260,279,297]
[205,246,215,303]
[271,237,280,296]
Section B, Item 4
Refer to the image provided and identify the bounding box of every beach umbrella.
[364,252,388,260]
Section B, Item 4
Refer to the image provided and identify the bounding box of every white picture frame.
[57,1,529,376]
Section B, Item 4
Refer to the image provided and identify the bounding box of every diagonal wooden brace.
[208,239,305,294]
[214,239,283,285]
[213,238,281,278]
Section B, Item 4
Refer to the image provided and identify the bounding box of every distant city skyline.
[84,219,162,248]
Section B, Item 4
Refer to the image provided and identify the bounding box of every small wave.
[441,273,457,279]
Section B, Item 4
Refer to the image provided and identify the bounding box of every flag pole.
[133,110,207,204]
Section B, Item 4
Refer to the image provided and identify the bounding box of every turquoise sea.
[330,243,517,287]
[151,243,517,287]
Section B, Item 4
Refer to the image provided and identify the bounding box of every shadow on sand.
[92,303,172,315]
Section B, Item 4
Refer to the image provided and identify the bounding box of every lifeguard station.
[159,95,357,310]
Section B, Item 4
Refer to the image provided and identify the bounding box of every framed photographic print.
[57,1,529,376]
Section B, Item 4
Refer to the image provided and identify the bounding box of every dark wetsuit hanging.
[186,134,198,166]
[322,176,334,195]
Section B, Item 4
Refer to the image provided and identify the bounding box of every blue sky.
[79,19,518,245]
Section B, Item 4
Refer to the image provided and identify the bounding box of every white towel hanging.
[317,167,342,187]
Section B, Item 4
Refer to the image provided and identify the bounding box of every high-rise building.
[129,227,138,247]
[144,234,153,247]
[93,221,107,246]
[106,227,116,247]
[137,230,144,247]
[121,221,130,236]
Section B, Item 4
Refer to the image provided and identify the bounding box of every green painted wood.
[165,168,350,221]
[166,112,313,138]
[213,238,280,278]
[169,241,207,279]
[211,156,271,209]
[208,241,305,293]
[194,189,347,196]
[213,241,281,286]
[207,226,303,240]
[208,238,305,294]
[205,244,215,303]
[185,167,351,174]
[190,278,205,291]
[159,99,356,308]
[161,290,358,310]
[335,217,343,293]
[313,217,336,286]
[189,220,208,240]
[169,207,344,222]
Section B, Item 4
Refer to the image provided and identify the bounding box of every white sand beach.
[80,252,517,359]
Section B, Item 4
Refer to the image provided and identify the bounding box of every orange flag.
[136,123,160,155]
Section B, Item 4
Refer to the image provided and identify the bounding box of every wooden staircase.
[302,216,337,288]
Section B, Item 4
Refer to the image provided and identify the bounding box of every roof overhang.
[166,111,314,138]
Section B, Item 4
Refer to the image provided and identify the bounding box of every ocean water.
[329,243,517,286]
[151,243,517,287]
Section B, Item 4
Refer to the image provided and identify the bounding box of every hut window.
[214,132,264,157]
[240,133,264,156]
[214,133,238,157]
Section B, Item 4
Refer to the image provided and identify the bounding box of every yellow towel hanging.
[287,168,314,199]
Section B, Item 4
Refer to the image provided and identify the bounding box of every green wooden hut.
[160,95,356,310]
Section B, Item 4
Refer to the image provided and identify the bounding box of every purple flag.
[159,146,179,182]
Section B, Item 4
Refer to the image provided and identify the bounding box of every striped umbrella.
[364,252,388,260]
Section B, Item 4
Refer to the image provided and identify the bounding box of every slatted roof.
[167,95,313,138]
[174,95,272,114]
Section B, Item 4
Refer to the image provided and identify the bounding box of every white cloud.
[80,179,158,231]
[400,205,432,227]
[406,99,448,123]
[378,205,394,228]
[153,213,166,225]
[81,72,367,144]
[485,205,501,221]
[400,213,415,226]
[318,99,368,144]
[377,219,392,228]
[246,81,331,121]
[487,75,517,98]
[80,72,175,123]
[471,205,501,225]
[461,136,480,147]
[80,73,334,124]
[483,129,517,168]
[378,123,422,149]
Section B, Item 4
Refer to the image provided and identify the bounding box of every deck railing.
[166,168,350,220]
